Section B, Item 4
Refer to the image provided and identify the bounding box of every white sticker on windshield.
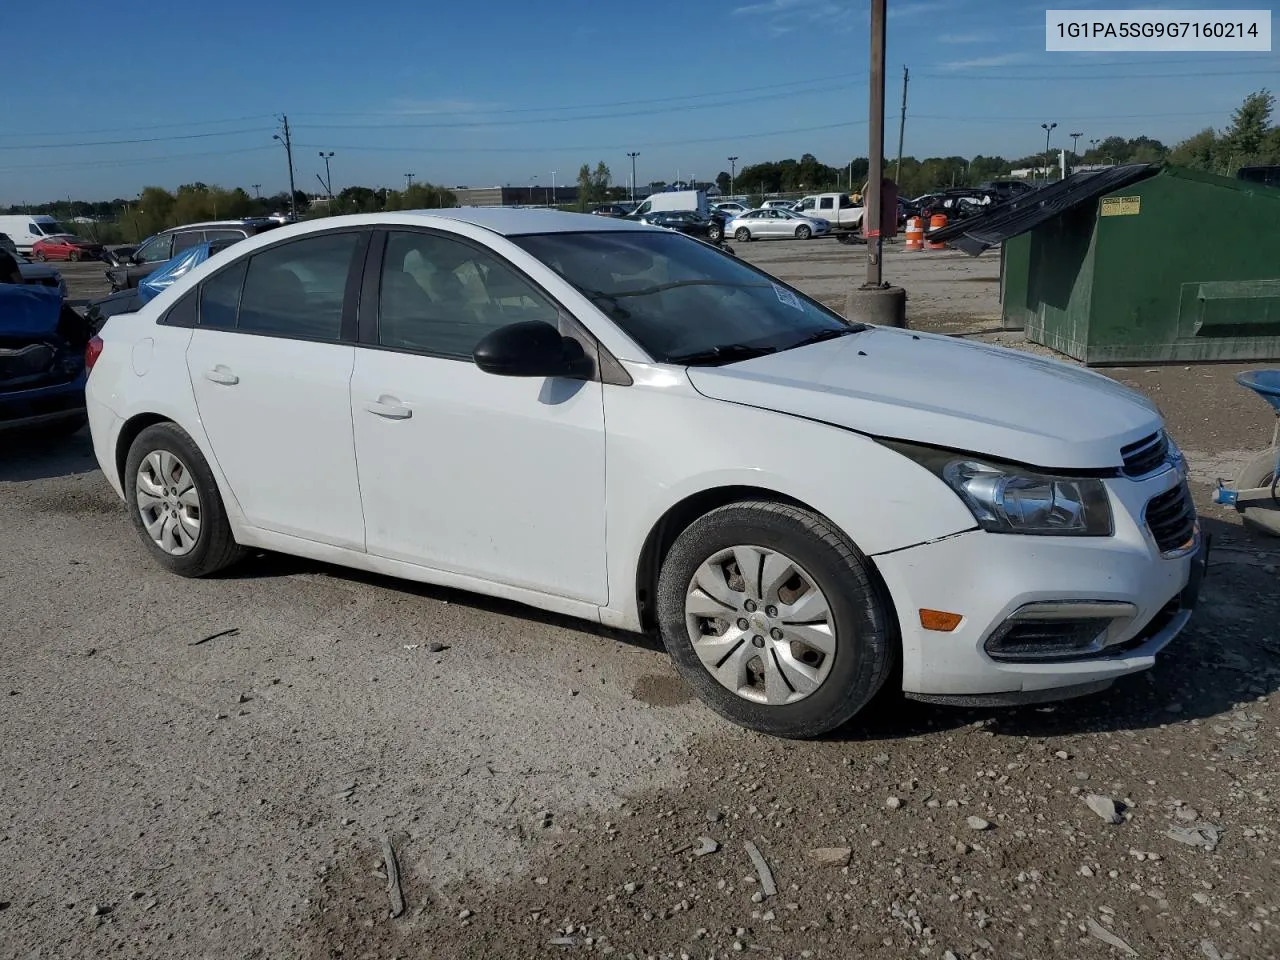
[773,283,803,311]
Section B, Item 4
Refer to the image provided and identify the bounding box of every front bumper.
[875,467,1203,698]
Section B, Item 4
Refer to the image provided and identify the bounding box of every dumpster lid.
[929,163,1161,255]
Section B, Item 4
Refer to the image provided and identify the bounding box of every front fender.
[599,364,976,630]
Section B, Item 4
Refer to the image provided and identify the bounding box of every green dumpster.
[952,165,1280,365]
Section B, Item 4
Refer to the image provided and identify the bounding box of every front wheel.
[708,223,723,241]
[734,227,751,242]
[656,501,895,738]
[795,225,812,240]
[124,422,246,577]
[69,250,81,262]
[33,251,45,262]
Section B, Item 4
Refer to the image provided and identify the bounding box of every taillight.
[85,335,104,373]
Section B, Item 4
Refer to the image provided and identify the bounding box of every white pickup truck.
[795,193,864,231]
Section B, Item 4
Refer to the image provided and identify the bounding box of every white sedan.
[85,209,1204,738]
[727,208,830,241]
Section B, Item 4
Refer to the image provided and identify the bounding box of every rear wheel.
[33,251,45,262]
[1237,449,1280,537]
[69,250,81,262]
[735,227,751,242]
[124,422,246,577]
[656,501,895,738]
[795,225,812,240]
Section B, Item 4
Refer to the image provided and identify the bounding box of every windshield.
[35,221,69,236]
[512,230,856,364]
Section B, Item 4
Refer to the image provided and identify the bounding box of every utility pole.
[894,66,909,185]
[728,155,739,197]
[550,171,557,204]
[404,173,415,191]
[318,151,335,199]
[846,0,905,327]
[272,116,297,220]
[251,184,261,199]
[864,0,886,287]
[626,152,639,203]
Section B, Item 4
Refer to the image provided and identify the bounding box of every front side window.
[378,231,559,358]
[237,232,360,339]
[513,230,851,364]
[34,221,69,236]
[137,234,174,263]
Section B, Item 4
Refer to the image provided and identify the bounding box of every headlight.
[883,441,1113,536]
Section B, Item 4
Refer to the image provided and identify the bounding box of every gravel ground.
[3,244,1278,960]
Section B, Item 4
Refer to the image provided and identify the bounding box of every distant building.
[453,186,581,207]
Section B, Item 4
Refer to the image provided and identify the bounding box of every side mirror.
[472,320,592,379]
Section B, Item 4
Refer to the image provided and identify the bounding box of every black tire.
[124,422,246,577]
[734,227,751,242]
[1237,449,1280,537]
[33,251,45,262]
[656,500,895,738]
[69,250,81,262]
[795,225,812,240]
[708,223,723,241]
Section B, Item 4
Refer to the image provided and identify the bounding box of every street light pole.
[1041,122,1057,181]
[626,152,639,203]
[550,171,557,205]
[728,155,738,198]
[404,173,415,191]
[1068,132,1082,170]
[272,115,297,220]
[864,0,887,287]
[318,151,335,199]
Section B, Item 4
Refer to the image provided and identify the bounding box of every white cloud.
[941,53,1029,70]
[732,0,813,15]
[939,31,985,43]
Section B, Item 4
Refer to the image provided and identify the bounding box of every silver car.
[726,208,830,241]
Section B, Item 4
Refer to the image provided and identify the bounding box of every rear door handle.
[204,366,239,386]
[364,396,412,420]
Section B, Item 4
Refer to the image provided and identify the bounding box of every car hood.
[685,326,1162,470]
[0,284,64,339]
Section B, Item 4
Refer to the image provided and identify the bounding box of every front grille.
[1145,482,1197,555]
[1121,431,1169,477]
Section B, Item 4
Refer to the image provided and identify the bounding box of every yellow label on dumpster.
[1100,196,1141,217]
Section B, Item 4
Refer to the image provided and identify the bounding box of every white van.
[0,215,74,254]
[630,190,709,218]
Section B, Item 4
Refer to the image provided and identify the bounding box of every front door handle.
[204,366,239,386]
[364,396,412,420]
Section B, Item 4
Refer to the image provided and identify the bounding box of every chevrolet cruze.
[85,209,1205,737]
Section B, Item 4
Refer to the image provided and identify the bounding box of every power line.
[0,114,276,140]
[0,128,271,152]
[917,66,1279,81]
[0,145,275,174]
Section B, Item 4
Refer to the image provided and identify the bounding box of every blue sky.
[3,0,1277,203]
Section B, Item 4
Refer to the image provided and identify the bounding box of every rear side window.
[172,231,205,254]
[236,232,360,340]
[200,260,247,329]
[162,290,198,327]
[205,229,246,242]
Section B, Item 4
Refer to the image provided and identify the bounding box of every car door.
[126,233,175,288]
[185,229,369,550]
[757,209,781,237]
[349,228,608,603]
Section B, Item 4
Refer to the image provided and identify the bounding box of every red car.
[32,234,104,263]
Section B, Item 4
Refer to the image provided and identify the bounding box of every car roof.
[380,208,653,236]
[160,219,274,233]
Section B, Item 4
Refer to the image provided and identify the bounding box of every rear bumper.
[0,373,87,433]
[86,397,126,500]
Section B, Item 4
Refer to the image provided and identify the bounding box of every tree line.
[7,90,1275,242]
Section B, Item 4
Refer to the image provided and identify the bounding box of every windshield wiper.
[666,342,780,366]
[786,326,866,350]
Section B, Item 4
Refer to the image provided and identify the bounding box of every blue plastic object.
[138,242,214,304]
[1236,370,1280,414]
[0,284,63,338]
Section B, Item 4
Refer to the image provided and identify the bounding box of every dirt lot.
[3,243,1278,960]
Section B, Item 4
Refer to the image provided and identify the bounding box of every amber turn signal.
[919,609,963,632]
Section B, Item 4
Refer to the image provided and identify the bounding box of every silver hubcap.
[684,545,836,705]
[135,450,201,556]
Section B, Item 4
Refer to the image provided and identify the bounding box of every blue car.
[0,284,89,436]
